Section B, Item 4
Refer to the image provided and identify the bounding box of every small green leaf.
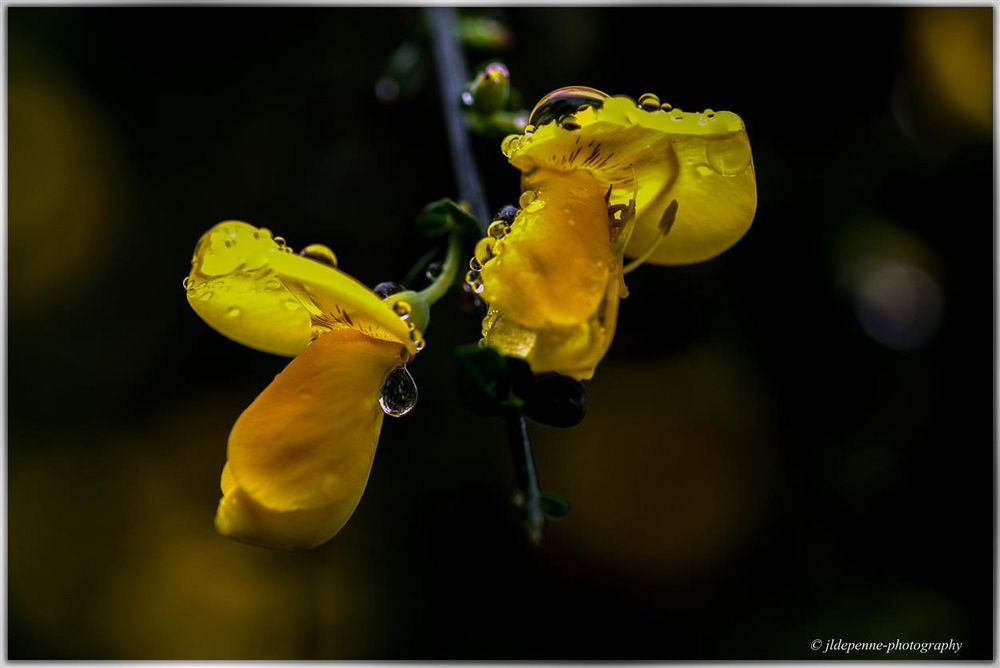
[540,492,572,519]
[524,374,587,428]
[454,344,510,416]
[415,198,481,241]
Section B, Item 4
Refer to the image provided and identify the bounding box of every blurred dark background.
[7,6,993,660]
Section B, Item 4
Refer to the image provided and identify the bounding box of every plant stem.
[416,232,462,305]
[424,6,490,232]
[505,411,545,545]
[426,6,546,545]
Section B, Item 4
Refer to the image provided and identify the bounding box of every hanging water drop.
[469,257,482,272]
[299,243,338,268]
[409,329,426,352]
[465,269,481,285]
[638,92,660,111]
[182,276,192,290]
[379,365,418,417]
[474,237,496,265]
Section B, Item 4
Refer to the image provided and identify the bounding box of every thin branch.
[506,412,545,545]
[425,6,546,545]
[424,6,490,232]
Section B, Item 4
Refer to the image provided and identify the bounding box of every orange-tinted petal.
[217,328,405,548]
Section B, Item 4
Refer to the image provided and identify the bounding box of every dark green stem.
[424,6,490,232]
[505,411,545,545]
[426,6,545,545]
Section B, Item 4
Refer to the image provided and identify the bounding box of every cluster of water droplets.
[465,205,520,296]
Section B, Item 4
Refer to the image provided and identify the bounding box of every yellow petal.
[218,328,406,549]
[506,88,757,265]
[479,169,613,329]
[477,168,623,380]
[186,221,415,356]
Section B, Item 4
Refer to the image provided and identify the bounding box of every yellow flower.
[185,221,421,549]
[471,86,757,379]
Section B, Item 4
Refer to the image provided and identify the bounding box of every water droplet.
[469,279,484,295]
[696,165,713,176]
[393,300,412,319]
[518,191,537,208]
[380,365,418,417]
[469,257,482,272]
[227,307,241,318]
[373,281,406,298]
[523,124,536,134]
[706,134,752,176]
[406,320,416,332]
[181,276,192,290]
[283,300,300,311]
[265,279,282,290]
[527,86,608,128]
[199,291,214,302]
[704,108,715,118]
[638,92,660,111]
[424,261,443,281]
[660,102,673,112]
[524,197,545,214]
[501,135,521,157]
[494,204,519,224]
[409,330,426,352]
[299,243,338,268]
[487,220,509,239]
[465,269,481,285]
[474,238,496,265]
[274,236,286,247]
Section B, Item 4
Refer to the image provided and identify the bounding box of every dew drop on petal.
[638,92,661,111]
[518,191,537,208]
[527,86,608,128]
[474,237,496,265]
[380,365,418,417]
[469,257,482,272]
[299,243,338,268]
[706,134,752,176]
[487,220,509,239]
[227,307,241,318]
